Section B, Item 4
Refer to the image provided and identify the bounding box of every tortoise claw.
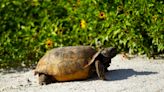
[95,60,106,80]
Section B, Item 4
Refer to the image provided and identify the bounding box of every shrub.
[0,0,163,69]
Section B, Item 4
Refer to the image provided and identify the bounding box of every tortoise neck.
[98,54,111,64]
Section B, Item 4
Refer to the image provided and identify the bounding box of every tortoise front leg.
[38,73,54,85]
[95,60,106,80]
[103,60,111,72]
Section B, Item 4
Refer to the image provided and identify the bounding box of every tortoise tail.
[34,70,39,76]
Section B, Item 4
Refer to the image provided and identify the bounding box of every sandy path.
[0,54,164,92]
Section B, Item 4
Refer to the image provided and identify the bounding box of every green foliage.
[0,0,163,69]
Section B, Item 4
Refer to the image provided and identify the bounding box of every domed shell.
[35,46,98,81]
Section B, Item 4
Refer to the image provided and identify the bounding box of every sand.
[0,54,164,92]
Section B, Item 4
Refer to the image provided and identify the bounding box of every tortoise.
[34,46,117,85]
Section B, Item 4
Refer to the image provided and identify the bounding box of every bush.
[0,0,163,69]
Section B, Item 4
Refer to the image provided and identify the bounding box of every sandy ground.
[0,54,164,92]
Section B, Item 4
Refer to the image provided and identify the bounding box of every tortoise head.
[100,47,117,71]
[101,47,117,59]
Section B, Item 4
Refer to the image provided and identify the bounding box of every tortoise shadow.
[67,68,158,83]
[104,69,158,81]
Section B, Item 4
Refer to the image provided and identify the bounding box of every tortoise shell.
[35,46,98,82]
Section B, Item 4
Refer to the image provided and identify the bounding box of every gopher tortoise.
[34,46,117,85]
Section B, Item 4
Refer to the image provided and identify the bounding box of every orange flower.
[46,39,53,48]
[99,12,106,19]
[80,19,86,29]
[77,0,80,5]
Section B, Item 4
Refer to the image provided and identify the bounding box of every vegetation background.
[0,0,163,69]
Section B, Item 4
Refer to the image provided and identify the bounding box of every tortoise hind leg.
[95,60,106,80]
[38,73,55,85]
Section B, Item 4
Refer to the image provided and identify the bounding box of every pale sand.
[0,54,164,92]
